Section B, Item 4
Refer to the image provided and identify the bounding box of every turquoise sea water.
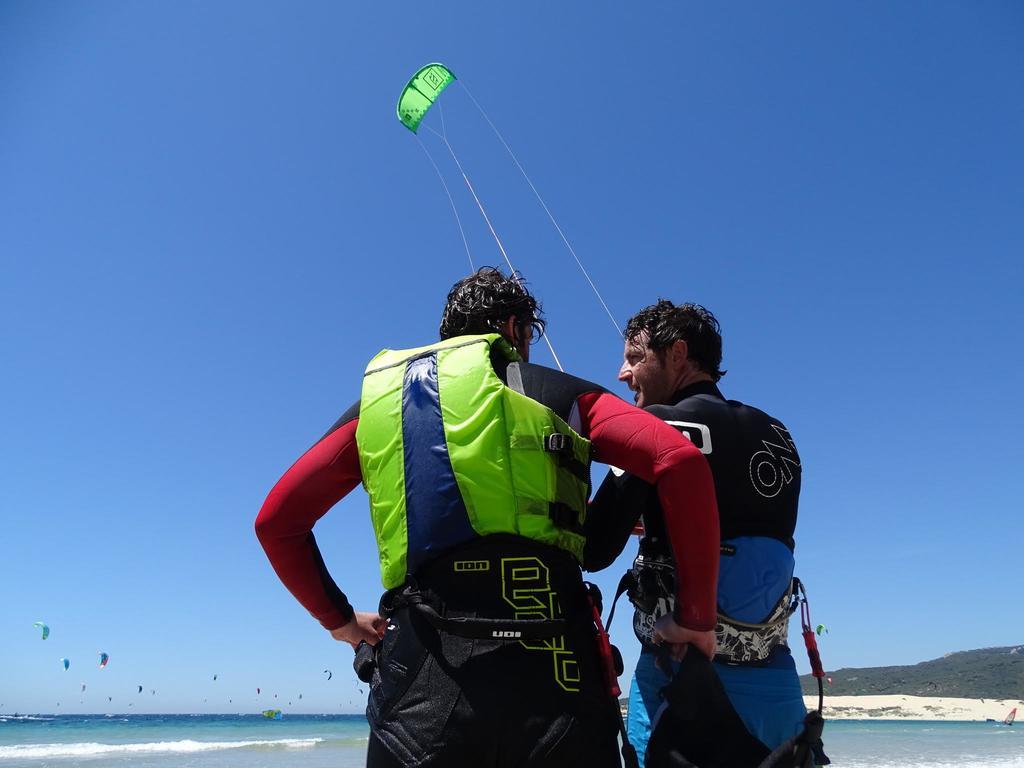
[1,715,1022,767]
[0,715,367,768]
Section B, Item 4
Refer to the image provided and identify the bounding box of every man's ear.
[499,316,518,345]
[670,339,690,371]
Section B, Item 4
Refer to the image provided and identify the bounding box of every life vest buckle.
[544,433,572,454]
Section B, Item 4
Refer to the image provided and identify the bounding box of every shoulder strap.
[506,361,526,395]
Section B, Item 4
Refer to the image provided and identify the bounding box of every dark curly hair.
[624,300,726,382]
[439,267,546,341]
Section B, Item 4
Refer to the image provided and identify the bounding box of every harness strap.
[385,586,570,640]
[605,570,635,633]
[409,602,569,640]
[505,361,525,394]
[718,580,797,631]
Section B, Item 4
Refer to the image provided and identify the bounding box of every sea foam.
[0,737,323,759]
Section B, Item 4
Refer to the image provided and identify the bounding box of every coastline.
[804,694,1023,721]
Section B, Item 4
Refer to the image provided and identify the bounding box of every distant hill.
[800,645,1024,698]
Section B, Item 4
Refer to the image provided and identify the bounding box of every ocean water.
[0,715,367,768]
[1,715,1022,767]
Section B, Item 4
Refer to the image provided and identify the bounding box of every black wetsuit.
[586,381,807,765]
[586,380,799,572]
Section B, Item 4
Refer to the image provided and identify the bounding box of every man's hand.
[653,614,717,661]
[330,611,386,649]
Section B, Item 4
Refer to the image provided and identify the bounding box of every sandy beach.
[804,694,1023,721]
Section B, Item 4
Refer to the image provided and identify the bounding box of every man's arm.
[576,391,719,635]
[583,469,653,571]
[254,409,367,633]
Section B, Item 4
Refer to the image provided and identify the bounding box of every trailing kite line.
[415,135,474,271]
[423,123,564,371]
[457,80,621,338]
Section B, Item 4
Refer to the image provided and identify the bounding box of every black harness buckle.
[544,433,572,454]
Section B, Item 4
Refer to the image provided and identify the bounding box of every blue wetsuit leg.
[627,651,671,768]
[630,648,807,764]
[712,649,807,750]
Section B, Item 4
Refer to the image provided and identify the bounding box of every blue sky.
[2,2,1022,714]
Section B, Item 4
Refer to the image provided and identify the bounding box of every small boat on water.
[985,707,1016,726]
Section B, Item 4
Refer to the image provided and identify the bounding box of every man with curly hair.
[256,269,721,768]
[585,300,825,767]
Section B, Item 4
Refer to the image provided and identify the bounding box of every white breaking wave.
[839,760,1024,768]
[0,737,323,760]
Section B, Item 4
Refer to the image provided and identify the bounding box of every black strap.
[544,433,591,483]
[605,569,635,633]
[409,602,569,640]
[755,711,830,767]
[353,640,376,683]
[548,502,585,534]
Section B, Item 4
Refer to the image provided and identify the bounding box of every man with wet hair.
[256,270,720,768]
[438,265,547,343]
[586,300,820,767]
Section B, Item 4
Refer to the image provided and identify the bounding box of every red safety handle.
[802,629,825,679]
[797,579,826,679]
[588,595,622,698]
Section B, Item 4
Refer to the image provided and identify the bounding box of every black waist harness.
[358,535,639,768]
[380,534,591,633]
[382,583,571,640]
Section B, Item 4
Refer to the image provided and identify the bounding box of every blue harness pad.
[718,536,794,622]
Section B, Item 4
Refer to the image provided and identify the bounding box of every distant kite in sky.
[99,652,109,669]
[137,685,143,694]
[324,669,332,681]
[33,622,50,640]
[815,624,828,636]
[61,658,70,671]
[257,688,261,695]
[213,674,218,681]
[81,683,86,693]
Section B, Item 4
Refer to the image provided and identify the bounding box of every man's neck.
[672,369,714,393]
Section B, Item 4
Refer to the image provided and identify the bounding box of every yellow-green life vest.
[356,334,592,589]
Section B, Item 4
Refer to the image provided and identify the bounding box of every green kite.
[397,63,456,133]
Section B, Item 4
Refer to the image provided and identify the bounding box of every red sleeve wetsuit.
[255,361,720,633]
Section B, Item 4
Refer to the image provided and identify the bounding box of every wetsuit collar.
[671,380,724,404]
